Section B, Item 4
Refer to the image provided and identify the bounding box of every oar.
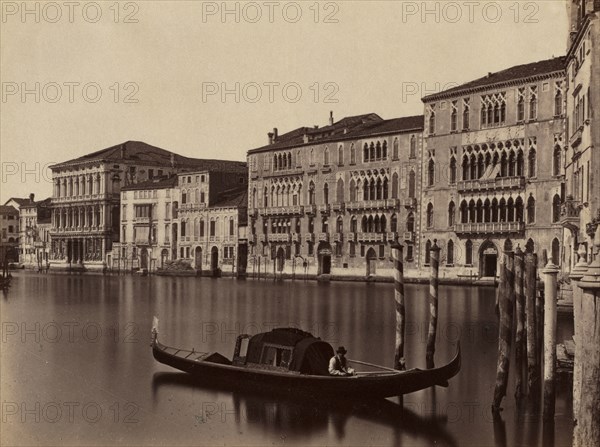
[348,358,401,373]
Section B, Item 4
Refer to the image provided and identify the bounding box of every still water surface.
[1,273,573,446]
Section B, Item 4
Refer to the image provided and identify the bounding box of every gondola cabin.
[233,328,335,376]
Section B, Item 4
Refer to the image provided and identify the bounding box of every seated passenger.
[328,346,355,376]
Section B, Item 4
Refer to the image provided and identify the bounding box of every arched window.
[321,216,328,233]
[363,143,369,162]
[447,240,454,265]
[361,216,368,232]
[406,212,415,232]
[525,238,534,253]
[323,147,329,166]
[552,194,561,223]
[408,170,416,198]
[382,141,388,159]
[393,138,399,160]
[263,187,269,208]
[336,216,343,233]
[310,148,315,166]
[410,136,416,158]
[350,216,357,233]
[425,240,432,264]
[516,150,524,176]
[449,157,457,184]
[428,159,435,187]
[555,88,563,116]
[553,145,561,176]
[391,173,399,199]
[376,142,382,160]
[336,178,344,203]
[323,183,329,205]
[448,201,455,227]
[465,240,473,265]
[181,220,187,237]
[383,178,389,199]
[308,182,315,205]
[349,179,356,202]
[552,238,560,266]
[429,111,435,134]
[528,149,536,178]
[391,214,398,232]
[426,203,434,228]
[460,200,468,223]
[338,145,344,166]
[350,144,356,165]
[370,143,375,161]
[200,219,205,236]
[462,155,470,180]
[274,155,278,171]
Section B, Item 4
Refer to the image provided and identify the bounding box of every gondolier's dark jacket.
[328,355,351,376]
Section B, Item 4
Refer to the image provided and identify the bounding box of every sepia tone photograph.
[1,1,599,446]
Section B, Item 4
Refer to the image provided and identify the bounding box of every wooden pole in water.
[525,252,539,396]
[541,258,559,421]
[492,246,514,414]
[514,245,525,399]
[569,244,588,431]
[573,233,600,447]
[426,239,440,369]
[536,251,546,358]
[391,242,406,371]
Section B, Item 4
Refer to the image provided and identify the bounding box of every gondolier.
[328,346,355,376]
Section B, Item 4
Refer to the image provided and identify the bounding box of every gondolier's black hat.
[336,346,347,354]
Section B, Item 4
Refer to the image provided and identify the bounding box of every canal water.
[1,273,574,446]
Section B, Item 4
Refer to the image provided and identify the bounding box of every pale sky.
[1,0,568,202]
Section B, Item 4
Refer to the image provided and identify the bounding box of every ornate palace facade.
[421,57,567,278]
[247,113,423,278]
[561,0,600,272]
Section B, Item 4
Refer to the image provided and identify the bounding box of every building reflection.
[151,372,457,446]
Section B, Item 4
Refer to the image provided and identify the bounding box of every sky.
[1,0,569,202]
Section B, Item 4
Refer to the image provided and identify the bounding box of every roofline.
[422,68,566,103]
[567,14,595,60]
[247,122,424,155]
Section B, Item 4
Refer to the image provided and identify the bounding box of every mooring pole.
[542,258,559,421]
[525,252,539,396]
[426,239,440,369]
[492,246,514,413]
[514,245,525,399]
[573,234,600,447]
[569,244,588,431]
[391,242,406,371]
[536,251,546,359]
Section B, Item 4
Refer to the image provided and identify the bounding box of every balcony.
[346,232,357,242]
[332,203,345,213]
[346,200,398,212]
[268,233,291,243]
[457,176,525,193]
[264,167,304,178]
[291,233,300,243]
[260,206,304,217]
[319,204,331,215]
[387,232,398,242]
[357,233,385,243]
[570,125,583,149]
[305,233,315,243]
[305,204,317,216]
[559,198,582,231]
[318,232,329,242]
[403,198,417,209]
[333,233,343,242]
[403,231,414,242]
[453,222,525,235]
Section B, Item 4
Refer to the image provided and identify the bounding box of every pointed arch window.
[350,144,356,165]
[391,214,398,232]
[447,240,454,265]
[448,201,455,227]
[323,147,330,166]
[336,178,344,203]
[465,240,473,265]
[338,145,344,166]
[391,173,399,199]
[393,138,399,160]
[553,145,561,176]
[528,149,536,178]
[425,240,432,265]
[552,194,561,223]
[428,159,435,187]
[408,170,416,198]
[426,203,434,228]
[323,183,329,205]
[409,136,416,158]
[449,157,457,184]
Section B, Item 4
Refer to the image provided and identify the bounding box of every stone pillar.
[542,259,559,420]
[570,244,588,426]
[572,235,600,447]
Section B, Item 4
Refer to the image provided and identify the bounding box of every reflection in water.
[151,372,458,446]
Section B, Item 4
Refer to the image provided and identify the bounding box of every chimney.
[170,153,175,168]
[268,132,274,145]
[273,128,278,141]
[303,134,309,144]
[29,193,35,203]
[329,111,334,126]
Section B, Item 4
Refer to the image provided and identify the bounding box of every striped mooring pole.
[426,239,440,369]
[391,242,406,371]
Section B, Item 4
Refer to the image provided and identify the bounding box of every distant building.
[421,57,566,278]
[0,205,20,264]
[247,112,423,278]
[48,140,246,270]
[561,0,600,270]
[19,194,52,268]
[174,169,248,275]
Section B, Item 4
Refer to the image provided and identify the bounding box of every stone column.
[542,259,560,420]
[572,235,600,447]
[570,244,588,426]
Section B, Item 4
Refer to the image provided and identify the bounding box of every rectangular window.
[210,221,216,236]
[406,245,413,262]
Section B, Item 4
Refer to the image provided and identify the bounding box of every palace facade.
[421,57,567,278]
[247,113,424,278]
[561,0,600,271]
[49,140,246,270]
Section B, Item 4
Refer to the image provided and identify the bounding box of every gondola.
[151,317,461,399]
